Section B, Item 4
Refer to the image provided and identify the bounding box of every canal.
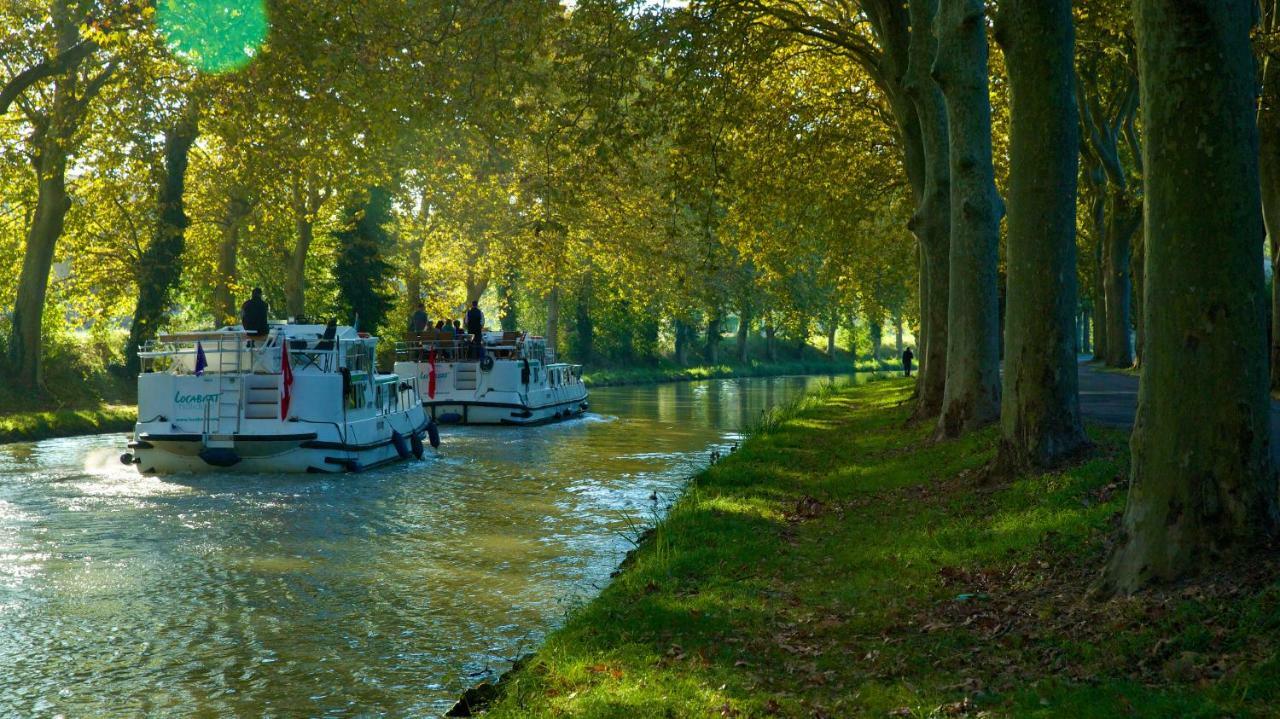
[0,374,877,716]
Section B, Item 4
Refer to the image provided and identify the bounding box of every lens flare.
[156,0,268,74]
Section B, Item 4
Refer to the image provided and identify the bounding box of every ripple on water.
[0,374,854,715]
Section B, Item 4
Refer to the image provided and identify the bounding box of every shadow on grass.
[484,379,1280,719]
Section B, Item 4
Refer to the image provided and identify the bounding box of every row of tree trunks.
[933,0,1002,438]
[125,104,200,375]
[1101,0,1276,594]
[993,0,1089,470]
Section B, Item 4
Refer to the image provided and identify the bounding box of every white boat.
[123,323,434,474]
[393,330,589,425]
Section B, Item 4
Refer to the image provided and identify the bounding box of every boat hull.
[130,413,432,474]
[425,395,589,426]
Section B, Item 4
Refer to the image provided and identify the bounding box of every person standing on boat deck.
[409,302,429,333]
[465,301,485,359]
[902,347,914,377]
[241,288,270,337]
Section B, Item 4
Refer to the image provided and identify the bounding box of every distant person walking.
[902,347,914,377]
[240,288,270,336]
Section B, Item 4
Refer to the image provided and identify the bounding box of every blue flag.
[195,341,208,376]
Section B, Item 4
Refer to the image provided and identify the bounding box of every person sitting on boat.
[465,301,485,359]
[409,302,430,334]
[241,288,270,339]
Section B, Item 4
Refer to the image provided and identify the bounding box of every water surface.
[0,374,875,716]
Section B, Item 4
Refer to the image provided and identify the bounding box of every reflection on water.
[0,373,875,716]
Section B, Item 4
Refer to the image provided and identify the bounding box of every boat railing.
[397,332,485,362]
[139,331,342,375]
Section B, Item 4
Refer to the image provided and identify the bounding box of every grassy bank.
[583,358,900,387]
[481,379,1280,718]
[0,405,136,445]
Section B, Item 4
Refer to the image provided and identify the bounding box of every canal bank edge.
[581,359,901,388]
[0,406,135,445]
[469,379,1280,717]
[443,378,890,717]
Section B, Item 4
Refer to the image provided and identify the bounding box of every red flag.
[427,349,437,399]
[280,345,293,420]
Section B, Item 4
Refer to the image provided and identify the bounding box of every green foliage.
[333,187,395,332]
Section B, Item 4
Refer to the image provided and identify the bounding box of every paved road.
[1075,357,1280,452]
[1076,358,1139,428]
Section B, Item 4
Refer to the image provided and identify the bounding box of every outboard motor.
[426,418,441,449]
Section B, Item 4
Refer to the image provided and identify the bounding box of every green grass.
[0,405,136,444]
[480,380,1280,718]
[583,358,900,387]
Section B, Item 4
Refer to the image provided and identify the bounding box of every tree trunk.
[285,203,313,320]
[464,273,488,305]
[674,319,691,365]
[213,189,251,326]
[869,318,883,362]
[736,307,751,363]
[8,133,71,389]
[704,312,721,364]
[1132,220,1146,367]
[1101,0,1276,594]
[764,320,778,362]
[933,0,1003,438]
[574,278,594,363]
[1080,308,1092,355]
[126,106,199,375]
[498,274,518,332]
[1103,194,1139,367]
[545,286,560,360]
[826,320,837,359]
[993,0,1089,470]
[904,0,951,420]
[1260,13,1280,391]
[894,314,904,355]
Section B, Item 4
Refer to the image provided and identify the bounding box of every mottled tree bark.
[1102,0,1276,594]
[545,286,560,359]
[1103,195,1140,366]
[993,0,1089,470]
[497,273,518,332]
[705,311,722,364]
[1259,5,1280,390]
[903,0,951,420]
[10,128,71,389]
[213,189,251,326]
[126,106,199,375]
[736,306,751,363]
[7,2,106,388]
[933,0,1003,438]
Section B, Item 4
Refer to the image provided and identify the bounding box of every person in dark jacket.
[409,302,430,333]
[465,301,484,337]
[902,347,915,377]
[465,301,486,360]
[241,288,270,336]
